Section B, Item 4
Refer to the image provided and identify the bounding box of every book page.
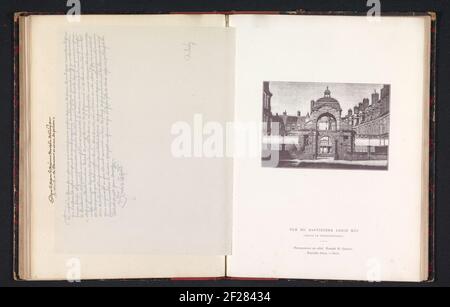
[227,14,430,281]
[27,14,232,279]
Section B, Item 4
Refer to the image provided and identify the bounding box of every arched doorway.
[316,113,337,131]
[315,113,337,159]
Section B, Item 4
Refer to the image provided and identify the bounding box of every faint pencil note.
[183,41,196,61]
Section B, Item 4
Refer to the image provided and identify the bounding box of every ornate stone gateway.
[315,110,338,158]
[287,87,355,160]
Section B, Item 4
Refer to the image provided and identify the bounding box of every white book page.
[227,14,430,282]
[27,14,231,279]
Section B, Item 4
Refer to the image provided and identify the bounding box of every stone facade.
[343,85,390,138]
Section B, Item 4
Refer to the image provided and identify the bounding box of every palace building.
[262,82,390,161]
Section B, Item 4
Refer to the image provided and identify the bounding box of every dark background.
[0,0,449,288]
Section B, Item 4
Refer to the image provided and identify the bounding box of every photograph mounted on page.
[262,81,390,170]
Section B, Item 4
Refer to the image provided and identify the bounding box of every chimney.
[363,98,370,109]
[263,81,271,95]
[297,111,301,117]
[310,100,315,111]
[282,110,288,126]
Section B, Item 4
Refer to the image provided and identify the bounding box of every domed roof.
[316,96,339,103]
[313,86,341,111]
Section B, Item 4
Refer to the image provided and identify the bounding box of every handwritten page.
[27,14,230,279]
[62,32,126,221]
[53,25,234,255]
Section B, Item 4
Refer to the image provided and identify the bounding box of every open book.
[15,12,434,282]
